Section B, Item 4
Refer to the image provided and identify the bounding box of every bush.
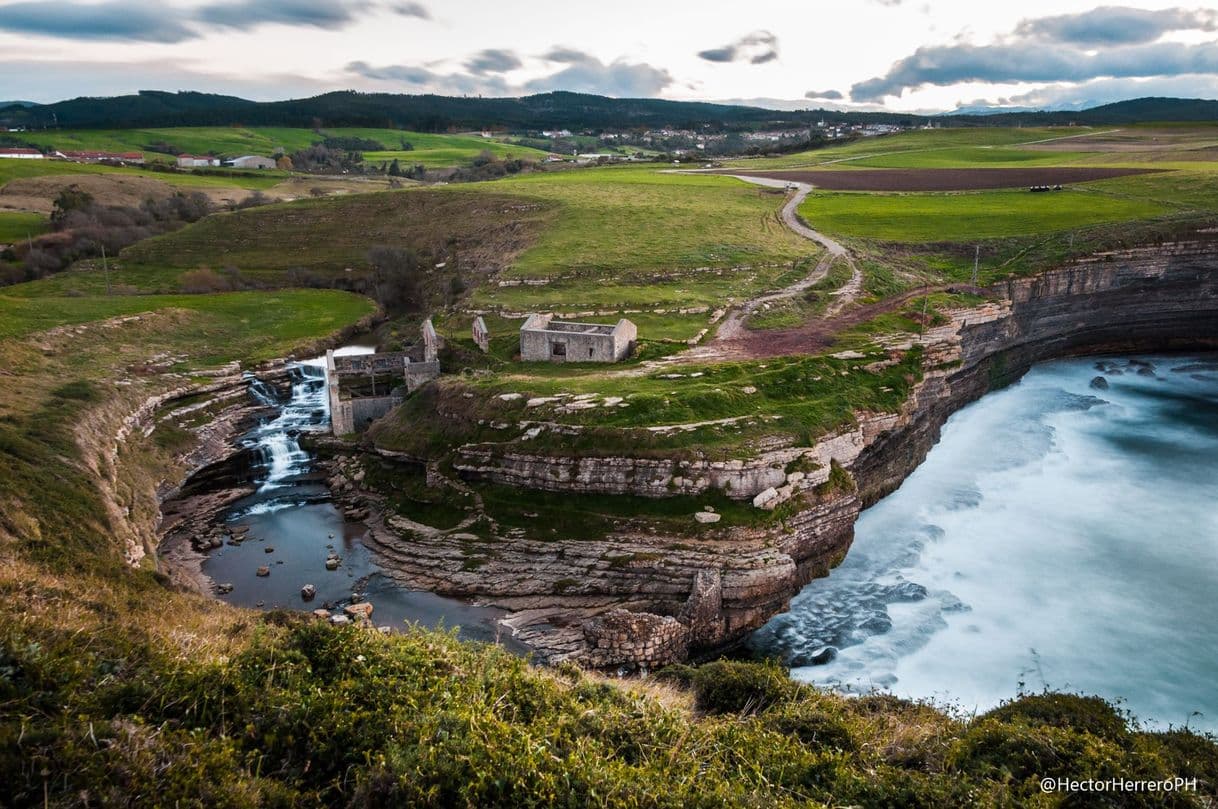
[687,659,798,715]
[763,702,857,752]
[983,693,1130,743]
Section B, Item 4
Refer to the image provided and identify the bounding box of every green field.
[0,211,47,243]
[797,186,1172,242]
[12,126,550,169]
[487,167,810,278]
[0,288,375,355]
[0,155,283,190]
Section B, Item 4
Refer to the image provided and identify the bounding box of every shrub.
[983,693,1130,743]
[687,659,799,715]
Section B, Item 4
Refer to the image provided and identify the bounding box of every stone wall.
[520,314,636,363]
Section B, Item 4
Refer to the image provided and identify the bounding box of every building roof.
[0,147,41,155]
[62,150,142,159]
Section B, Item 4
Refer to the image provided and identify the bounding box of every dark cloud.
[0,0,406,42]
[805,89,844,100]
[197,0,371,29]
[524,56,674,97]
[851,18,1218,101]
[346,59,510,95]
[542,47,593,63]
[1015,6,1218,46]
[464,48,523,75]
[391,1,430,19]
[697,30,779,65]
[0,0,194,42]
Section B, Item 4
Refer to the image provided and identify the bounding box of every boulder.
[325,557,341,571]
[1089,376,1109,390]
[344,602,374,620]
[330,614,351,625]
[752,487,779,510]
[301,584,317,601]
[255,566,270,577]
[694,511,722,524]
[312,609,330,619]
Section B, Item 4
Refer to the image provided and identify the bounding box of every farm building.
[225,155,275,169]
[0,147,42,159]
[176,154,220,168]
[59,150,144,164]
[520,314,636,363]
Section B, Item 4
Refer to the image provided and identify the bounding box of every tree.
[50,187,95,225]
[276,155,293,170]
[367,246,423,312]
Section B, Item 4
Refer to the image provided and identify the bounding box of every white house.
[176,154,220,168]
[225,155,276,169]
[0,147,42,159]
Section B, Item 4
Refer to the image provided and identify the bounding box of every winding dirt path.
[680,177,863,361]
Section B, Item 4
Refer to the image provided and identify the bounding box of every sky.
[1,0,1217,111]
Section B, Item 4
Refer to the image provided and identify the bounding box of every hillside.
[7,90,1216,133]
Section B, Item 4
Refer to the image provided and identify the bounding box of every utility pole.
[971,245,980,286]
[101,244,111,296]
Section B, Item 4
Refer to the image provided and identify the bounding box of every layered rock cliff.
[349,239,1218,668]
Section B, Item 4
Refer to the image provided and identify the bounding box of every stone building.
[326,321,442,435]
[472,316,490,352]
[519,314,637,363]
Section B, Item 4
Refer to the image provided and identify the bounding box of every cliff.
[352,239,1218,667]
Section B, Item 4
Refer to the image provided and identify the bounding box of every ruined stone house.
[519,314,637,363]
[472,316,490,352]
[326,320,442,435]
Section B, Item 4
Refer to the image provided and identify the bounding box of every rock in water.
[1090,376,1109,390]
[301,584,317,601]
[325,557,340,571]
[344,602,374,620]
[255,566,270,577]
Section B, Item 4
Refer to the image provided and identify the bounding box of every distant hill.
[0,101,39,110]
[1,90,1215,132]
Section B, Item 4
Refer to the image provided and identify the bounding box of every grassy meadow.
[11,125,550,168]
[0,210,47,243]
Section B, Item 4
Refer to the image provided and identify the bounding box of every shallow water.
[749,355,1218,732]
[203,345,510,645]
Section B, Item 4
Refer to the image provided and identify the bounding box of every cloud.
[542,47,593,64]
[974,74,1218,109]
[805,89,844,100]
[197,0,371,29]
[525,56,673,96]
[465,48,523,75]
[697,30,779,65]
[391,1,430,18]
[0,0,412,42]
[851,18,1218,101]
[0,0,195,43]
[351,50,673,98]
[1015,6,1218,46]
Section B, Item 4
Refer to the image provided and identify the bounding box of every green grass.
[0,288,375,360]
[484,167,811,277]
[737,126,1086,169]
[0,155,283,190]
[121,187,557,280]
[797,187,1171,242]
[0,210,47,243]
[12,126,550,169]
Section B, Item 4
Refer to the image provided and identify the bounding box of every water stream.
[202,346,509,642]
[749,354,1218,732]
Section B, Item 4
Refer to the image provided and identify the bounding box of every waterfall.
[243,363,330,505]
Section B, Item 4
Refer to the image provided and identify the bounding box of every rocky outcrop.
[356,240,1218,668]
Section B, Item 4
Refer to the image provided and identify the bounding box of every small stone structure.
[327,321,441,435]
[520,313,636,363]
[472,316,490,353]
[582,610,689,669]
[422,318,440,363]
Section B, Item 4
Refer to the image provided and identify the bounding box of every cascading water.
[202,345,509,643]
[749,354,1218,732]
[244,363,329,499]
